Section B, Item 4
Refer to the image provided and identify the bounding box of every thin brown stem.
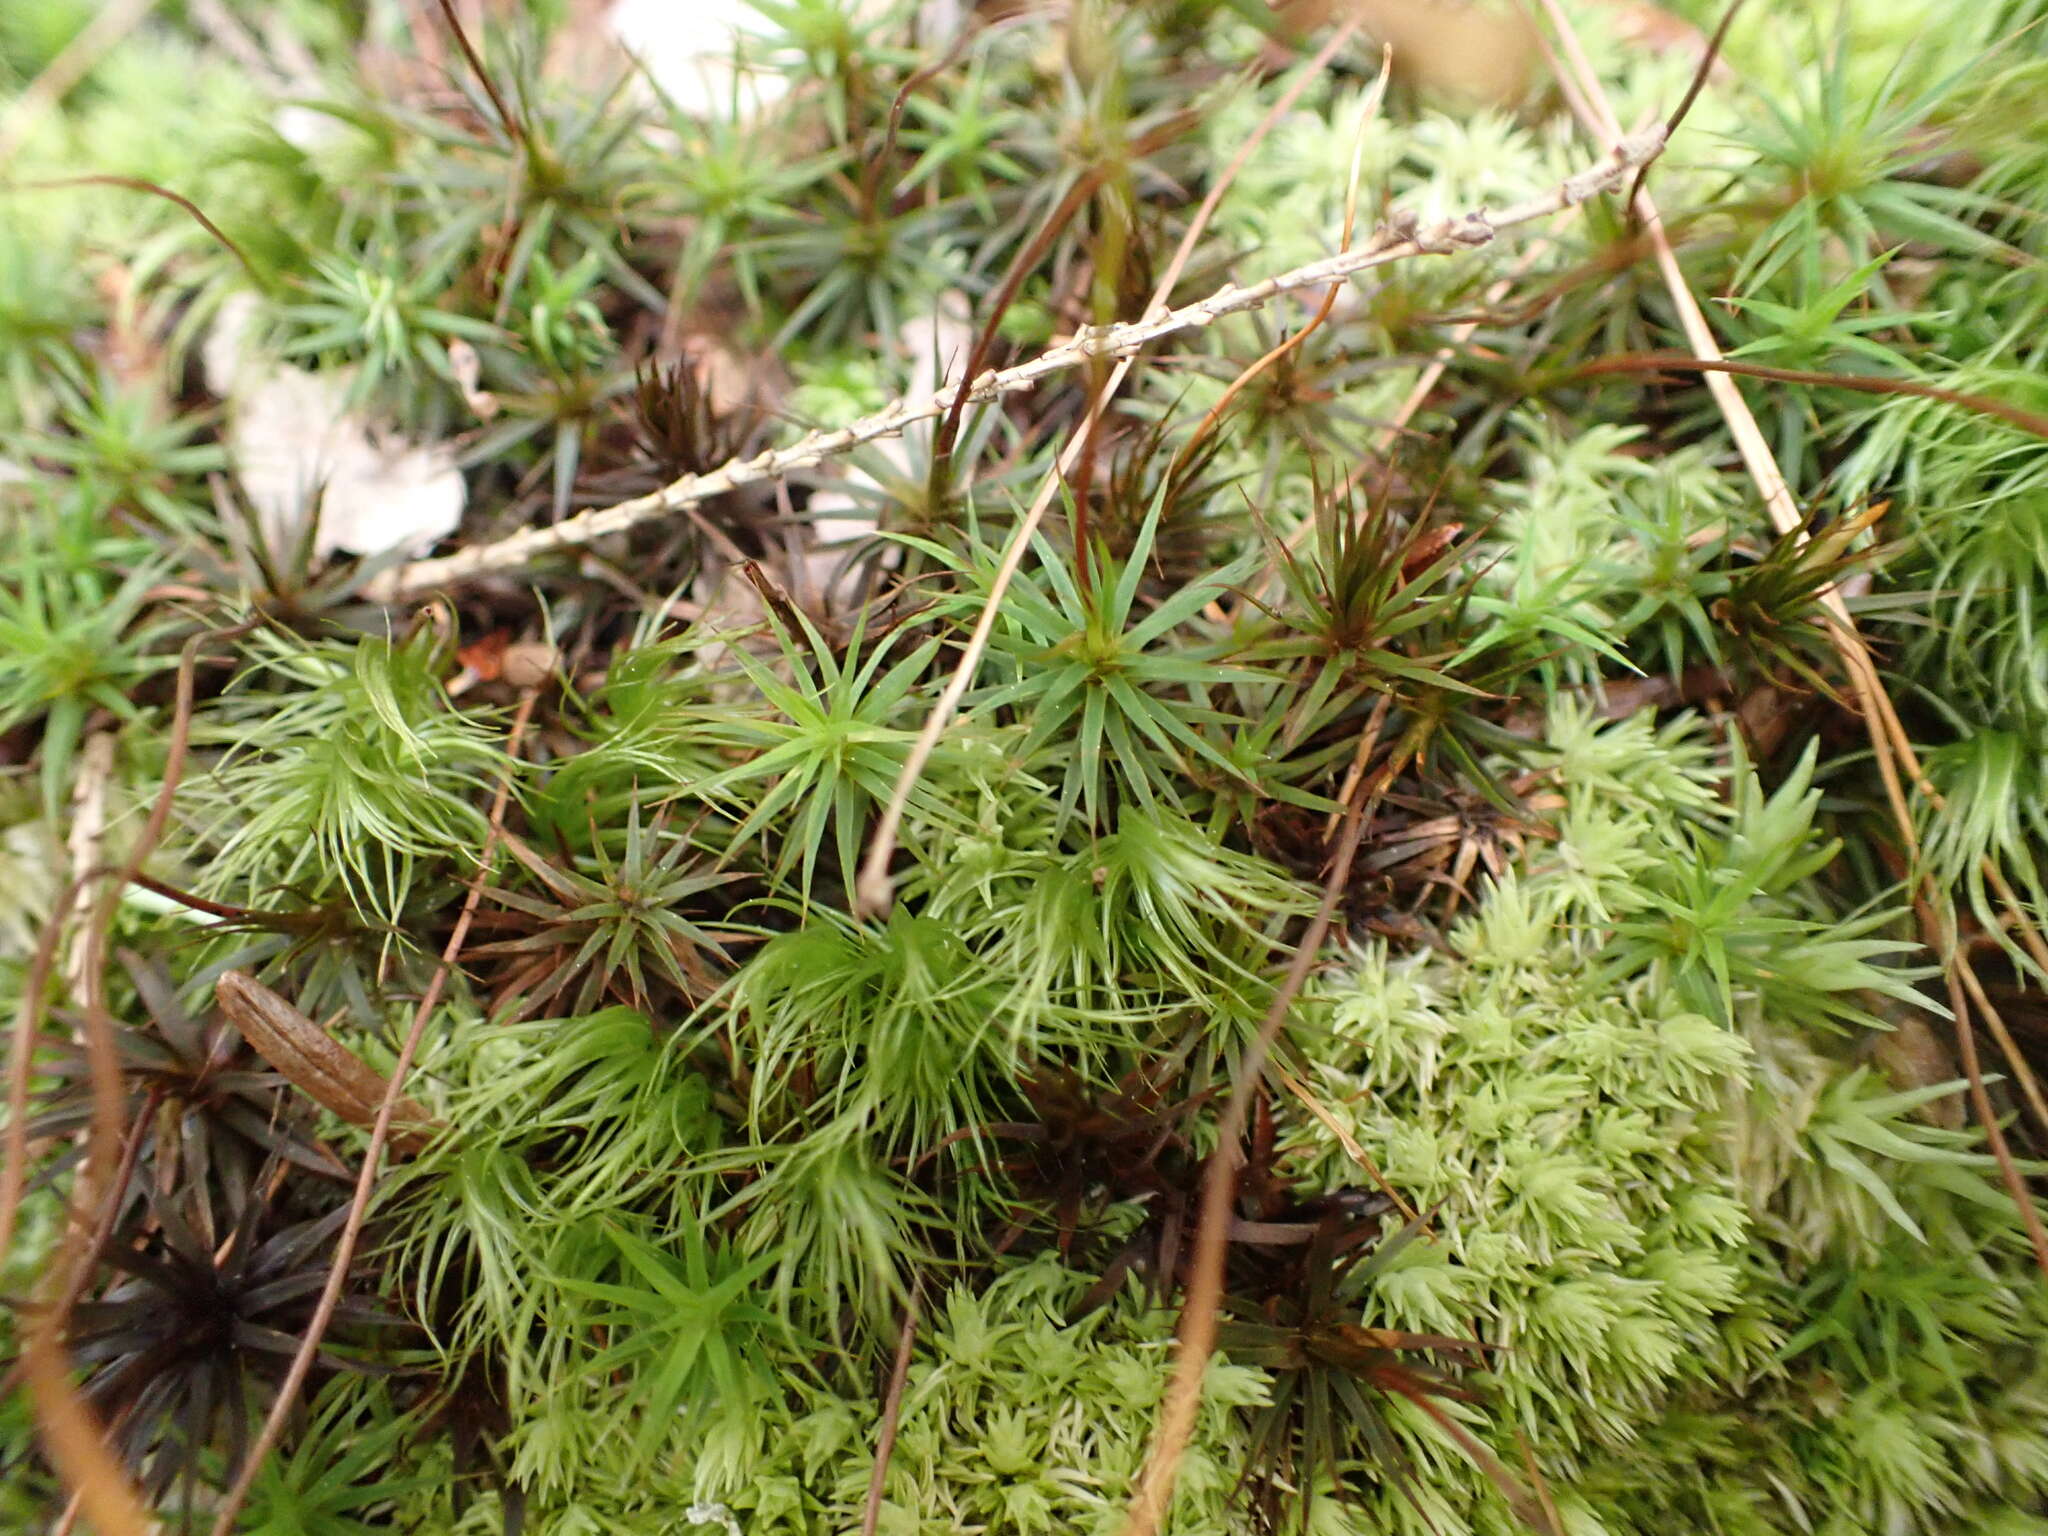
[1123,714,1405,1536]
[1930,907,2048,1278]
[2,176,260,283]
[1623,0,1751,215]
[433,0,524,152]
[1532,0,2048,1283]
[22,1327,150,1536]
[0,871,93,1271]
[1953,944,2048,1145]
[1569,353,2048,442]
[0,0,161,166]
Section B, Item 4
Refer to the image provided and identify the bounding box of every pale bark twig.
[372,130,1666,604]
[0,0,162,167]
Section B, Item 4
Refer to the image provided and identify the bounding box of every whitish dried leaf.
[611,0,899,120]
[204,293,465,565]
[1274,0,1537,105]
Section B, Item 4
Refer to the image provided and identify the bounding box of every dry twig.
[372,131,1666,604]
[0,0,162,167]
[1121,714,1420,1536]
[860,1288,924,1536]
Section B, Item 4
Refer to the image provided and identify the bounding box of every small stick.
[1930,907,2048,1276]
[61,733,117,1002]
[0,0,161,167]
[1571,354,2048,441]
[1122,719,1409,1536]
[1,617,253,1275]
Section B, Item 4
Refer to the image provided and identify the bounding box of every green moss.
[9,1,2048,1530]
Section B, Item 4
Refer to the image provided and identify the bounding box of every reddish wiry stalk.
[1530,0,2048,1282]
[1929,904,2048,1276]
[1569,353,2048,441]
[1122,710,1407,1536]
[860,1287,924,1536]
[2,617,245,1295]
[852,15,1372,917]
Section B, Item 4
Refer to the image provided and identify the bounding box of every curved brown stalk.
[860,1287,924,1536]
[21,1330,150,1536]
[206,689,539,1536]
[0,873,93,1273]
[1929,906,2048,1277]
[1,882,139,1522]
[1,176,259,283]
[3,620,259,1519]
[1530,0,2048,1280]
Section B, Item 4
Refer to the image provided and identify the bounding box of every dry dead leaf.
[215,970,441,1155]
[609,0,900,120]
[682,331,770,419]
[500,641,560,689]
[608,0,793,119]
[456,630,512,682]
[447,337,500,420]
[1586,0,1731,77]
[1273,0,1537,106]
[1869,1002,1966,1130]
[204,293,467,565]
[1399,522,1464,585]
